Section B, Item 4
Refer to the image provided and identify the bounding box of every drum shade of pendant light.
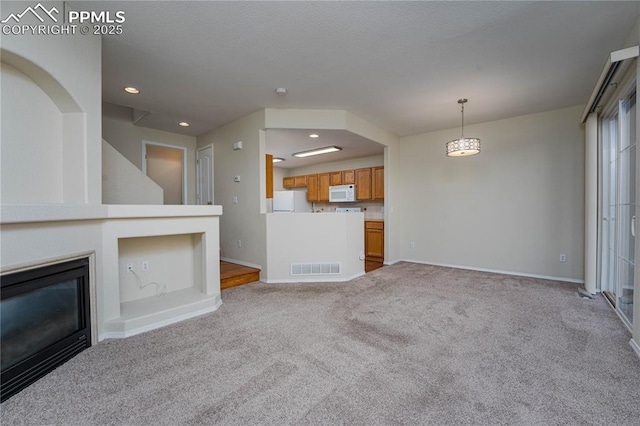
[446,99,481,157]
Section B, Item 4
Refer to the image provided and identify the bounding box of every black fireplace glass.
[1,279,81,370]
[1,258,91,402]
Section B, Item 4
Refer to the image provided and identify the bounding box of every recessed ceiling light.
[272,157,285,163]
[179,121,190,127]
[292,146,342,158]
[309,134,319,138]
[124,87,140,94]
[275,87,287,95]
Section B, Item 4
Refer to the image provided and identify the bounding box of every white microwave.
[329,184,356,202]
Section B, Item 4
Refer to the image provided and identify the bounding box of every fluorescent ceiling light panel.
[292,146,342,158]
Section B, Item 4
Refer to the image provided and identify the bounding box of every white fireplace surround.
[0,204,223,341]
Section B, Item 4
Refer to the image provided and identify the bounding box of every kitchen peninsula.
[264,212,365,283]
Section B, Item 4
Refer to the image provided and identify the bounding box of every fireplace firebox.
[1,258,91,402]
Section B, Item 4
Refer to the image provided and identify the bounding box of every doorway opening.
[142,141,187,205]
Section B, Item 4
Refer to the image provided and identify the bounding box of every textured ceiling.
[79,1,639,139]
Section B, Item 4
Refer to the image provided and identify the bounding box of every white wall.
[102,102,197,204]
[395,105,585,281]
[273,167,287,191]
[197,110,268,270]
[102,140,163,205]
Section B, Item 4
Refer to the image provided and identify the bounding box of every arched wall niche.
[1,48,87,203]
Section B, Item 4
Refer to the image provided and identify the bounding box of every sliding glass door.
[600,90,636,329]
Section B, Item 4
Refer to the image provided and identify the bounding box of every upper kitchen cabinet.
[318,173,331,201]
[308,172,332,202]
[307,174,319,202]
[372,166,384,199]
[329,170,355,186]
[330,171,343,186]
[283,175,308,189]
[355,168,372,200]
[283,177,295,188]
[356,166,384,200]
[343,170,356,185]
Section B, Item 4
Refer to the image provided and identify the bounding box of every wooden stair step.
[221,271,260,289]
[220,261,260,290]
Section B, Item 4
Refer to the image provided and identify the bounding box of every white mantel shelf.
[0,204,223,224]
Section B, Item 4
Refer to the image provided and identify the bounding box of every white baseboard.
[262,271,365,284]
[220,257,262,270]
[630,339,640,359]
[100,298,223,340]
[393,259,584,284]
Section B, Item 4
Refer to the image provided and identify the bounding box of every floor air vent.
[291,263,341,276]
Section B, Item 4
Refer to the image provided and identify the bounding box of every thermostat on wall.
[233,141,243,150]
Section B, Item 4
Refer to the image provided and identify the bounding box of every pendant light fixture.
[446,98,481,157]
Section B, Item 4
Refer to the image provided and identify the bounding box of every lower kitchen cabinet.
[365,221,384,263]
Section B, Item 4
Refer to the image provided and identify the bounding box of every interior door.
[196,145,213,205]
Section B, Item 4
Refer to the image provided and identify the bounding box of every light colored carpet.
[2,262,639,425]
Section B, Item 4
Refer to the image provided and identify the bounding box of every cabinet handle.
[632,216,636,238]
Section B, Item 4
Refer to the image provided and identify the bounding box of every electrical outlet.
[126,263,133,273]
[142,261,149,272]
[237,239,242,248]
[232,196,238,204]
[559,254,567,262]
[410,241,415,248]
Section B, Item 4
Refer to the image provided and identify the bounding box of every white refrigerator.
[273,190,312,212]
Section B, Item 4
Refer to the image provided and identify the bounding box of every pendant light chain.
[460,100,465,138]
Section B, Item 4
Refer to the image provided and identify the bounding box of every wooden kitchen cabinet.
[355,167,384,200]
[365,221,384,262]
[266,154,273,198]
[330,171,343,186]
[372,166,384,200]
[355,168,373,200]
[343,170,355,184]
[307,174,319,202]
[318,173,331,201]
[283,177,295,188]
[283,175,308,188]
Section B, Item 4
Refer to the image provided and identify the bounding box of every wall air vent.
[291,263,341,276]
